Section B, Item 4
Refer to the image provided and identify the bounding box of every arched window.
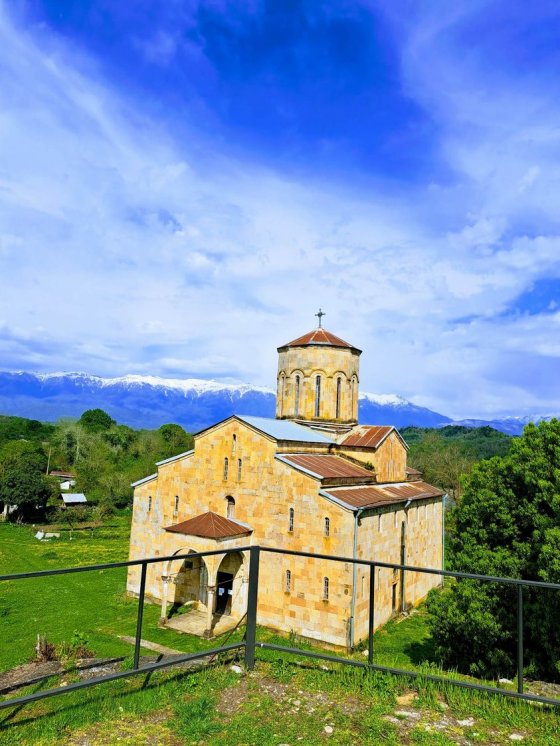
[285,569,291,593]
[232,434,237,454]
[226,496,235,519]
[174,495,179,515]
[278,373,285,416]
[237,458,242,482]
[294,375,301,416]
[315,375,321,417]
[223,457,229,481]
[288,507,294,533]
[147,496,152,513]
[324,516,330,537]
[335,377,342,419]
[323,576,329,601]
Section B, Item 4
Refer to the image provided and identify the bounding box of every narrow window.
[223,457,229,480]
[237,458,242,482]
[324,516,330,537]
[174,495,179,515]
[232,434,237,454]
[315,375,321,417]
[323,576,329,601]
[295,375,301,416]
[378,514,382,532]
[147,496,152,513]
[335,377,341,419]
[288,507,294,533]
[285,569,291,593]
[226,496,235,518]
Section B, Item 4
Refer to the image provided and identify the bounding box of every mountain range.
[0,371,555,436]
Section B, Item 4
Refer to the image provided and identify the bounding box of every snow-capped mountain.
[0,371,452,431]
[0,371,555,435]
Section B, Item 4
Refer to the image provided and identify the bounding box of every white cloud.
[0,3,559,420]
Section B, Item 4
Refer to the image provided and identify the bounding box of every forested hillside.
[0,410,192,520]
[402,425,512,500]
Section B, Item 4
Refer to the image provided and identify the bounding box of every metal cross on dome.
[315,308,326,328]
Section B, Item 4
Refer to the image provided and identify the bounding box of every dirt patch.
[396,691,418,707]
[67,710,182,746]
[216,677,249,714]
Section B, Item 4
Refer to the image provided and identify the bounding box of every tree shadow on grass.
[403,637,438,666]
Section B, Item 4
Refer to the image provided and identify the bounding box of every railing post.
[244,546,260,670]
[368,563,375,666]
[517,584,523,694]
[134,561,147,670]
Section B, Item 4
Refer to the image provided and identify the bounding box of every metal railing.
[1,545,560,712]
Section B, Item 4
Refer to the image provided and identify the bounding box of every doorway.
[215,571,234,615]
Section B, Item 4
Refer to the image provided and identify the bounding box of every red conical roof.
[278,327,361,354]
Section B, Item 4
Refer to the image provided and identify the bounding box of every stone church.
[127,320,444,649]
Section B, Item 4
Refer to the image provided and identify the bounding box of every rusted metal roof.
[339,425,394,449]
[50,470,75,478]
[406,466,422,475]
[277,453,374,480]
[321,481,444,511]
[164,511,252,539]
[278,327,361,354]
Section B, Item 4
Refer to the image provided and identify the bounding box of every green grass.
[0,520,240,673]
[2,659,559,745]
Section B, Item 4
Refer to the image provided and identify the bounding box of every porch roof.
[164,511,253,539]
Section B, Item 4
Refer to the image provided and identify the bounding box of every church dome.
[278,327,361,354]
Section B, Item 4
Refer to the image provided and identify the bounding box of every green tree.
[427,419,560,679]
[79,409,116,433]
[0,440,54,520]
[157,423,193,459]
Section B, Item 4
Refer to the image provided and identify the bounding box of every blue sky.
[1,0,560,419]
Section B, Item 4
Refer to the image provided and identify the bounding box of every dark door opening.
[392,582,398,613]
[215,571,234,615]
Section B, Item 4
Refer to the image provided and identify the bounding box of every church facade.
[127,323,444,649]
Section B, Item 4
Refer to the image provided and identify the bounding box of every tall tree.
[427,419,560,679]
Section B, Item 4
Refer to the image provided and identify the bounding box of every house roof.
[164,511,252,539]
[339,425,408,450]
[60,493,87,504]
[50,470,75,479]
[278,327,361,354]
[236,415,335,444]
[276,453,375,480]
[320,481,444,511]
[406,466,422,475]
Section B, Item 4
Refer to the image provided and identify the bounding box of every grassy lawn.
[0,518,240,673]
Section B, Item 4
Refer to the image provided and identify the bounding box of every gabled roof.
[234,415,335,444]
[276,453,375,481]
[278,327,361,354]
[339,425,408,450]
[320,481,444,511]
[164,511,252,539]
[50,470,75,479]
[131,473,158,488]
[156,449,194,466]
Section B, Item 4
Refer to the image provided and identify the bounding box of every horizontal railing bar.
[259,642,367,668]
[257,643,560,708]
[4,545,558,590]
[0,643,244,711]
[0,547,253,583]
[259,547,560,590]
